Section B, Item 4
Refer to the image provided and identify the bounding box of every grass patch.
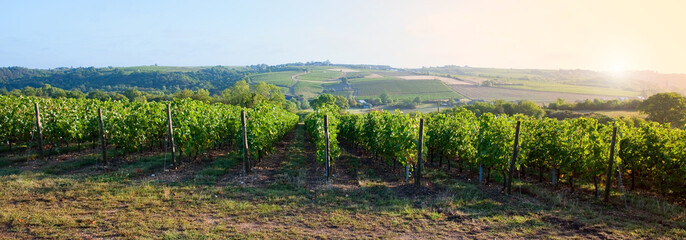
[41,155,97,175]
[293,81,322,99]
[192,153,241,185]
[249,71,298,87]
[298,70,341,81]
[0,167,21,176]
[353,79,463,101]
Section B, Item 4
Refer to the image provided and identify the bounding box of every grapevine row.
[0,96,298,165]
[336,109,685,197]
[304,105,340,177]
[339,110,422,179]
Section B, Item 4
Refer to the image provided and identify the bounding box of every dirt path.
[138,150,224,184]
[338,141,441,198]
[288,72,306,96]
[289,71,347,97]
[223,125,299,187]
[303,125,327,188]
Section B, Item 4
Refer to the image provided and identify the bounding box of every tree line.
[0,81,307,113]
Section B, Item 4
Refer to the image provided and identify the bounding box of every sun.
[612,65,625,73]
[608,62,628,78]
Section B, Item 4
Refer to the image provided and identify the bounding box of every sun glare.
[612,65,625,73]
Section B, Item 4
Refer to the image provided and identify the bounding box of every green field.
[497,79,640,97]
[343,71,371,79]
[352,78,462,101]
[249,71,298,87]
[298,70,342,81]
[331,90,354,98]
[321,81,341,88]
[348,76,400,83]
[293,81,322,98]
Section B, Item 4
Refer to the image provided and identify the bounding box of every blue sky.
[2,0,685,73]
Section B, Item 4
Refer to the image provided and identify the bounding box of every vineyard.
[0,95,298,171]
[9,93,680,197]
[1,96,685,238]
[306,106,686,199]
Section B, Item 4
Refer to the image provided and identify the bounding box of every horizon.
[2,0,686,74]
[5,63,683,76]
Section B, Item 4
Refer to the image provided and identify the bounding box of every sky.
[1,0,685,73]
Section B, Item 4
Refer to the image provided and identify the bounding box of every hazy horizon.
[2,0,685,74]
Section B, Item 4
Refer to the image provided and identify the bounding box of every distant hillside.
[0,64,308,94]
[0,62,394,95]
[413,65,686,96]
[3,62,685,104]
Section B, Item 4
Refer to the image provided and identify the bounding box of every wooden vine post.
[405,162,410,181]
[507,120,521,194]
[415,118,424,186]
[324,115,331,182]
[166,104,177,169]
[98,108,107,167]
[34,103,43,160]
[241,110,251,174]
[604,126,618,202]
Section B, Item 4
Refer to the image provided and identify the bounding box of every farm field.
[498,79,640,97]
[574,110,647,119]
[292,81,323,98]
[449,85,627,103]
[398,75,472,85]
[297,69,342,81]
[352,78,463,101]
[249,71,298,87]
[1,123,683,239]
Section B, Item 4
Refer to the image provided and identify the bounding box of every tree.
[380,92,391,104]
[396,99,417,109]
[22,86,40,96]
[514,100,545,119]
[310,94,337,110]
[123,88,143,101]
[284,100,299,112]
[340,77,349,86]
[300,99,311,109]
[348,96,357,107]
[221,81,252,107]
[86,90,110,101]
[42,84,66,98]
[335,95,349,109]
[175,89,195,100]
[191,89,212,102]
[638,92,686,127]
[413,97,422,104]
[253,82,285,106]
[111,93,128,101]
